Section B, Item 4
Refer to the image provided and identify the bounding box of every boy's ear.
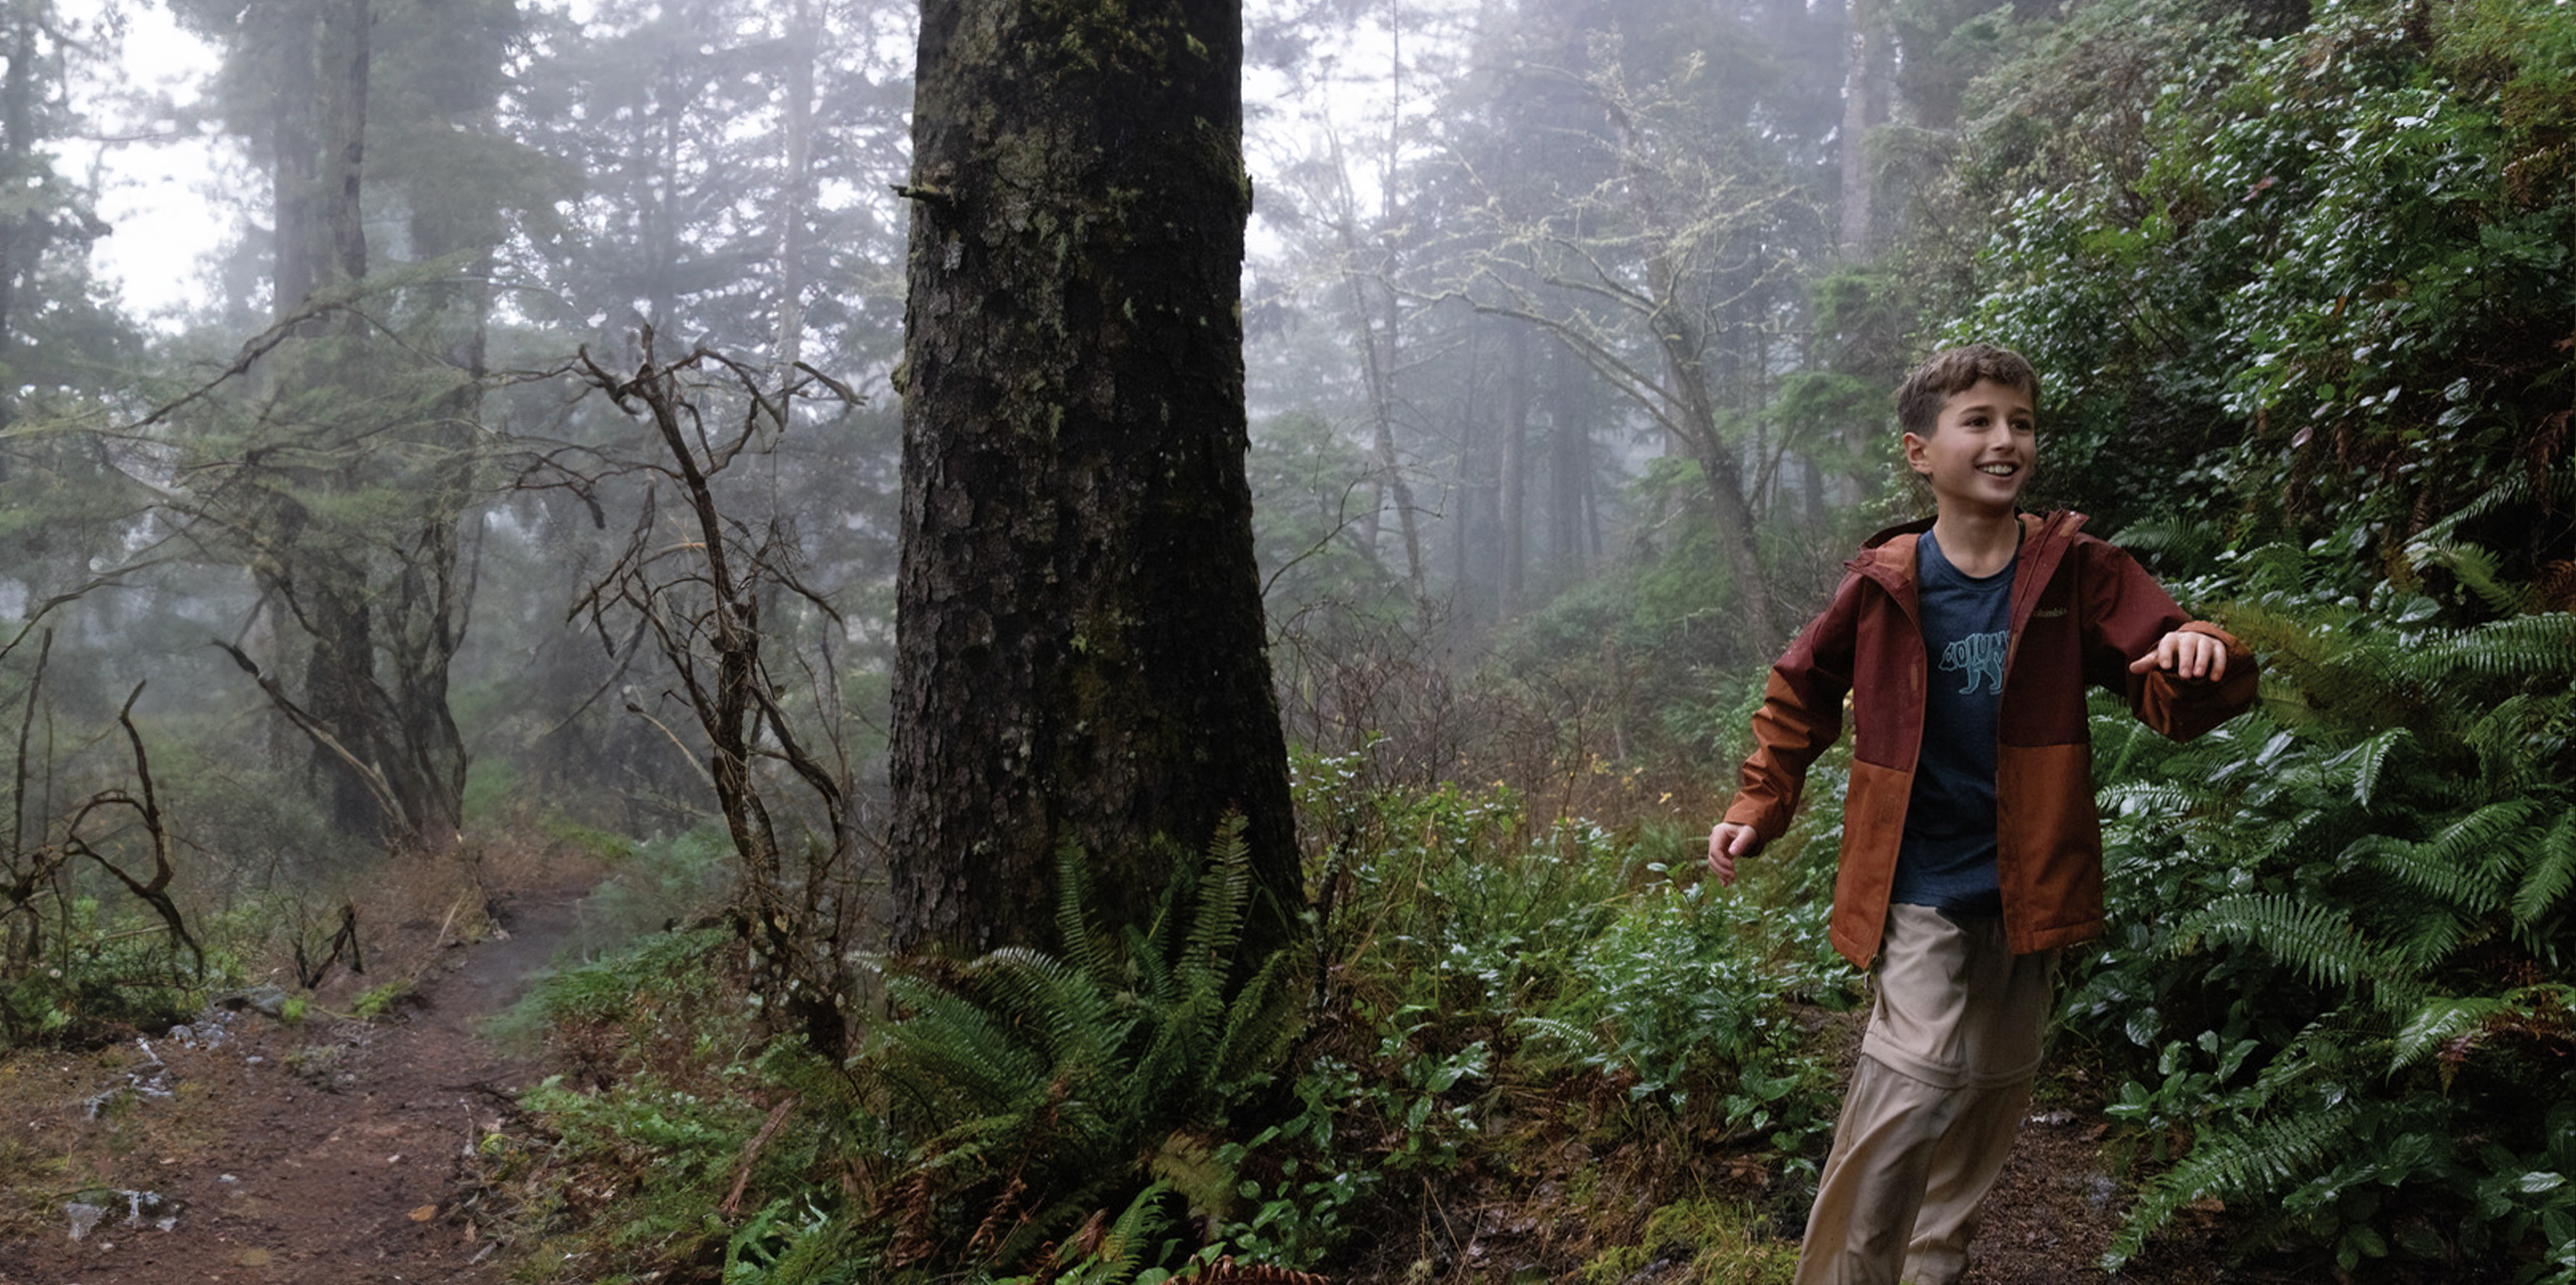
[1901,430,1931,476]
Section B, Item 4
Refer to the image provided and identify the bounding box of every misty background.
[8,0,1953,883]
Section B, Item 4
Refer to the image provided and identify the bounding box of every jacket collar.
[1846,510,2091,619]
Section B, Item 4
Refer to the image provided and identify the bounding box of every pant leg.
[1796,906,2056,1285]
[1900,936,2056,1285]
[1794,1054,1960,1285]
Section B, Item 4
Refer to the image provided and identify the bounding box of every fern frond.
[1513,1015,1611,1065]
[1184,814,1253,975]
[867,821,1305,1270]
[2110,515,2228,566]
[2512,813,2576,927]
[2389,994,2501,1073]
[2105,1104,2358,1268]
[1210,946,1307,1090]
[880,975,1054,1123]
[2410,472,2556,545]
[1124,917,1179,1013]
[2463,693,2575,794]
[990,1181,1128,1276]
[1133,843,1197,996]
[967,946,1130,1069]
[2378,903,2470,981]
[2099,782,2218,819]
[2353,798,2539,917]
[2333,727,2409,808]
[2410,539,2532,617]
[1086,1179,1180,1282]
[2401,614,2576,685]
[1057,842,1120,991]
[2177,894,2376,990]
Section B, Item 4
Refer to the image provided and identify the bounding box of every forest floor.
[0,876,2256,1285]
[0,877,590,1285]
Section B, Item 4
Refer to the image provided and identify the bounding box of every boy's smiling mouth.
[1977,463,2020,476]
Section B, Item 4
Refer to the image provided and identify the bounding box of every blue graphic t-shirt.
[1891,529,2014,914]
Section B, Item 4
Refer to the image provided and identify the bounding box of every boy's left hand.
[2130,630,2229,682]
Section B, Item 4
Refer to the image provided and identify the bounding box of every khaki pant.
[1794,905,2058,1285]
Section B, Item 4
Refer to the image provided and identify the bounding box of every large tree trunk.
[891,0,1301,958]
[295,0,392,838]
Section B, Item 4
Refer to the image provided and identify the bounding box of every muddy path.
[0,886,590,1285]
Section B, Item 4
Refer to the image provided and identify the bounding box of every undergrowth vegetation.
[9,1,2573,1281]
[1937,0,2576,1274]
[2062,521,2576,1279]
[482,753,1850,1282]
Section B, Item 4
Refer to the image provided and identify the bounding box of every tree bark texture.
[891,0,1300,957]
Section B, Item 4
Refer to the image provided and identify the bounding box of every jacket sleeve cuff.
[2138,621,2260,740]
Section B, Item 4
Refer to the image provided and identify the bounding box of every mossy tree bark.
[891,0,1302,958]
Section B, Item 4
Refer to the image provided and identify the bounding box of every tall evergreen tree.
[890,0,1300,956]
[163,0,545,845]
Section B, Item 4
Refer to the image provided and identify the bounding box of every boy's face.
[1904,378,2036,520]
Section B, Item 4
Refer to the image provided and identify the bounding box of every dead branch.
[52,684,203,978]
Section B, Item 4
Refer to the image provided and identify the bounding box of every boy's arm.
[2082,542,2259,740]
[1707,573,1862,881]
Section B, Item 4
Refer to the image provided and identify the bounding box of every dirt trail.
[0,887,589,1285]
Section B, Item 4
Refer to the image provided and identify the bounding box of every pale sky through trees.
[67,0,222,321]
[68,0,1433,323]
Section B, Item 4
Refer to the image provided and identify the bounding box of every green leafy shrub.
[513,1070,777,1275]
[556,824,737,966]
[1,895,206,1047]
[2065,532,2576,1276]
[494,925,748,1083]
[1955,0,2576,562]
[490,927,816,1284]
[1266,751,1855,1269]
[1528,872,1846,1166]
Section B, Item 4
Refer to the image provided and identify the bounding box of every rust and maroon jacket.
[1722,510,2258,969]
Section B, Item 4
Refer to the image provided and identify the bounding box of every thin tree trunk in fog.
[267,0,319,326]
[1328,182,1425,610]
[300,0,384,838]
[777,0,815,377]
[891,0,1300,959]
[1611,108,1781,650]
[1500,326,1528,619]
[0,6,38,436]
[324,0,368,294]
[1548,341,1584,571]
[1450,332,1478,618]
[1838,0,1887,258]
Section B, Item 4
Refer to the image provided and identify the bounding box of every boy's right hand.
[1707,822,1759,886]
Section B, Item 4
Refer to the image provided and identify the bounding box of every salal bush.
[1959,0,2576,556]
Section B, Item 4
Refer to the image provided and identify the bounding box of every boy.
[1707,344,2257,1285]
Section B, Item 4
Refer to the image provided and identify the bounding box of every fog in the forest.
[14,1,2576,1275]
[0,0,1931,883]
